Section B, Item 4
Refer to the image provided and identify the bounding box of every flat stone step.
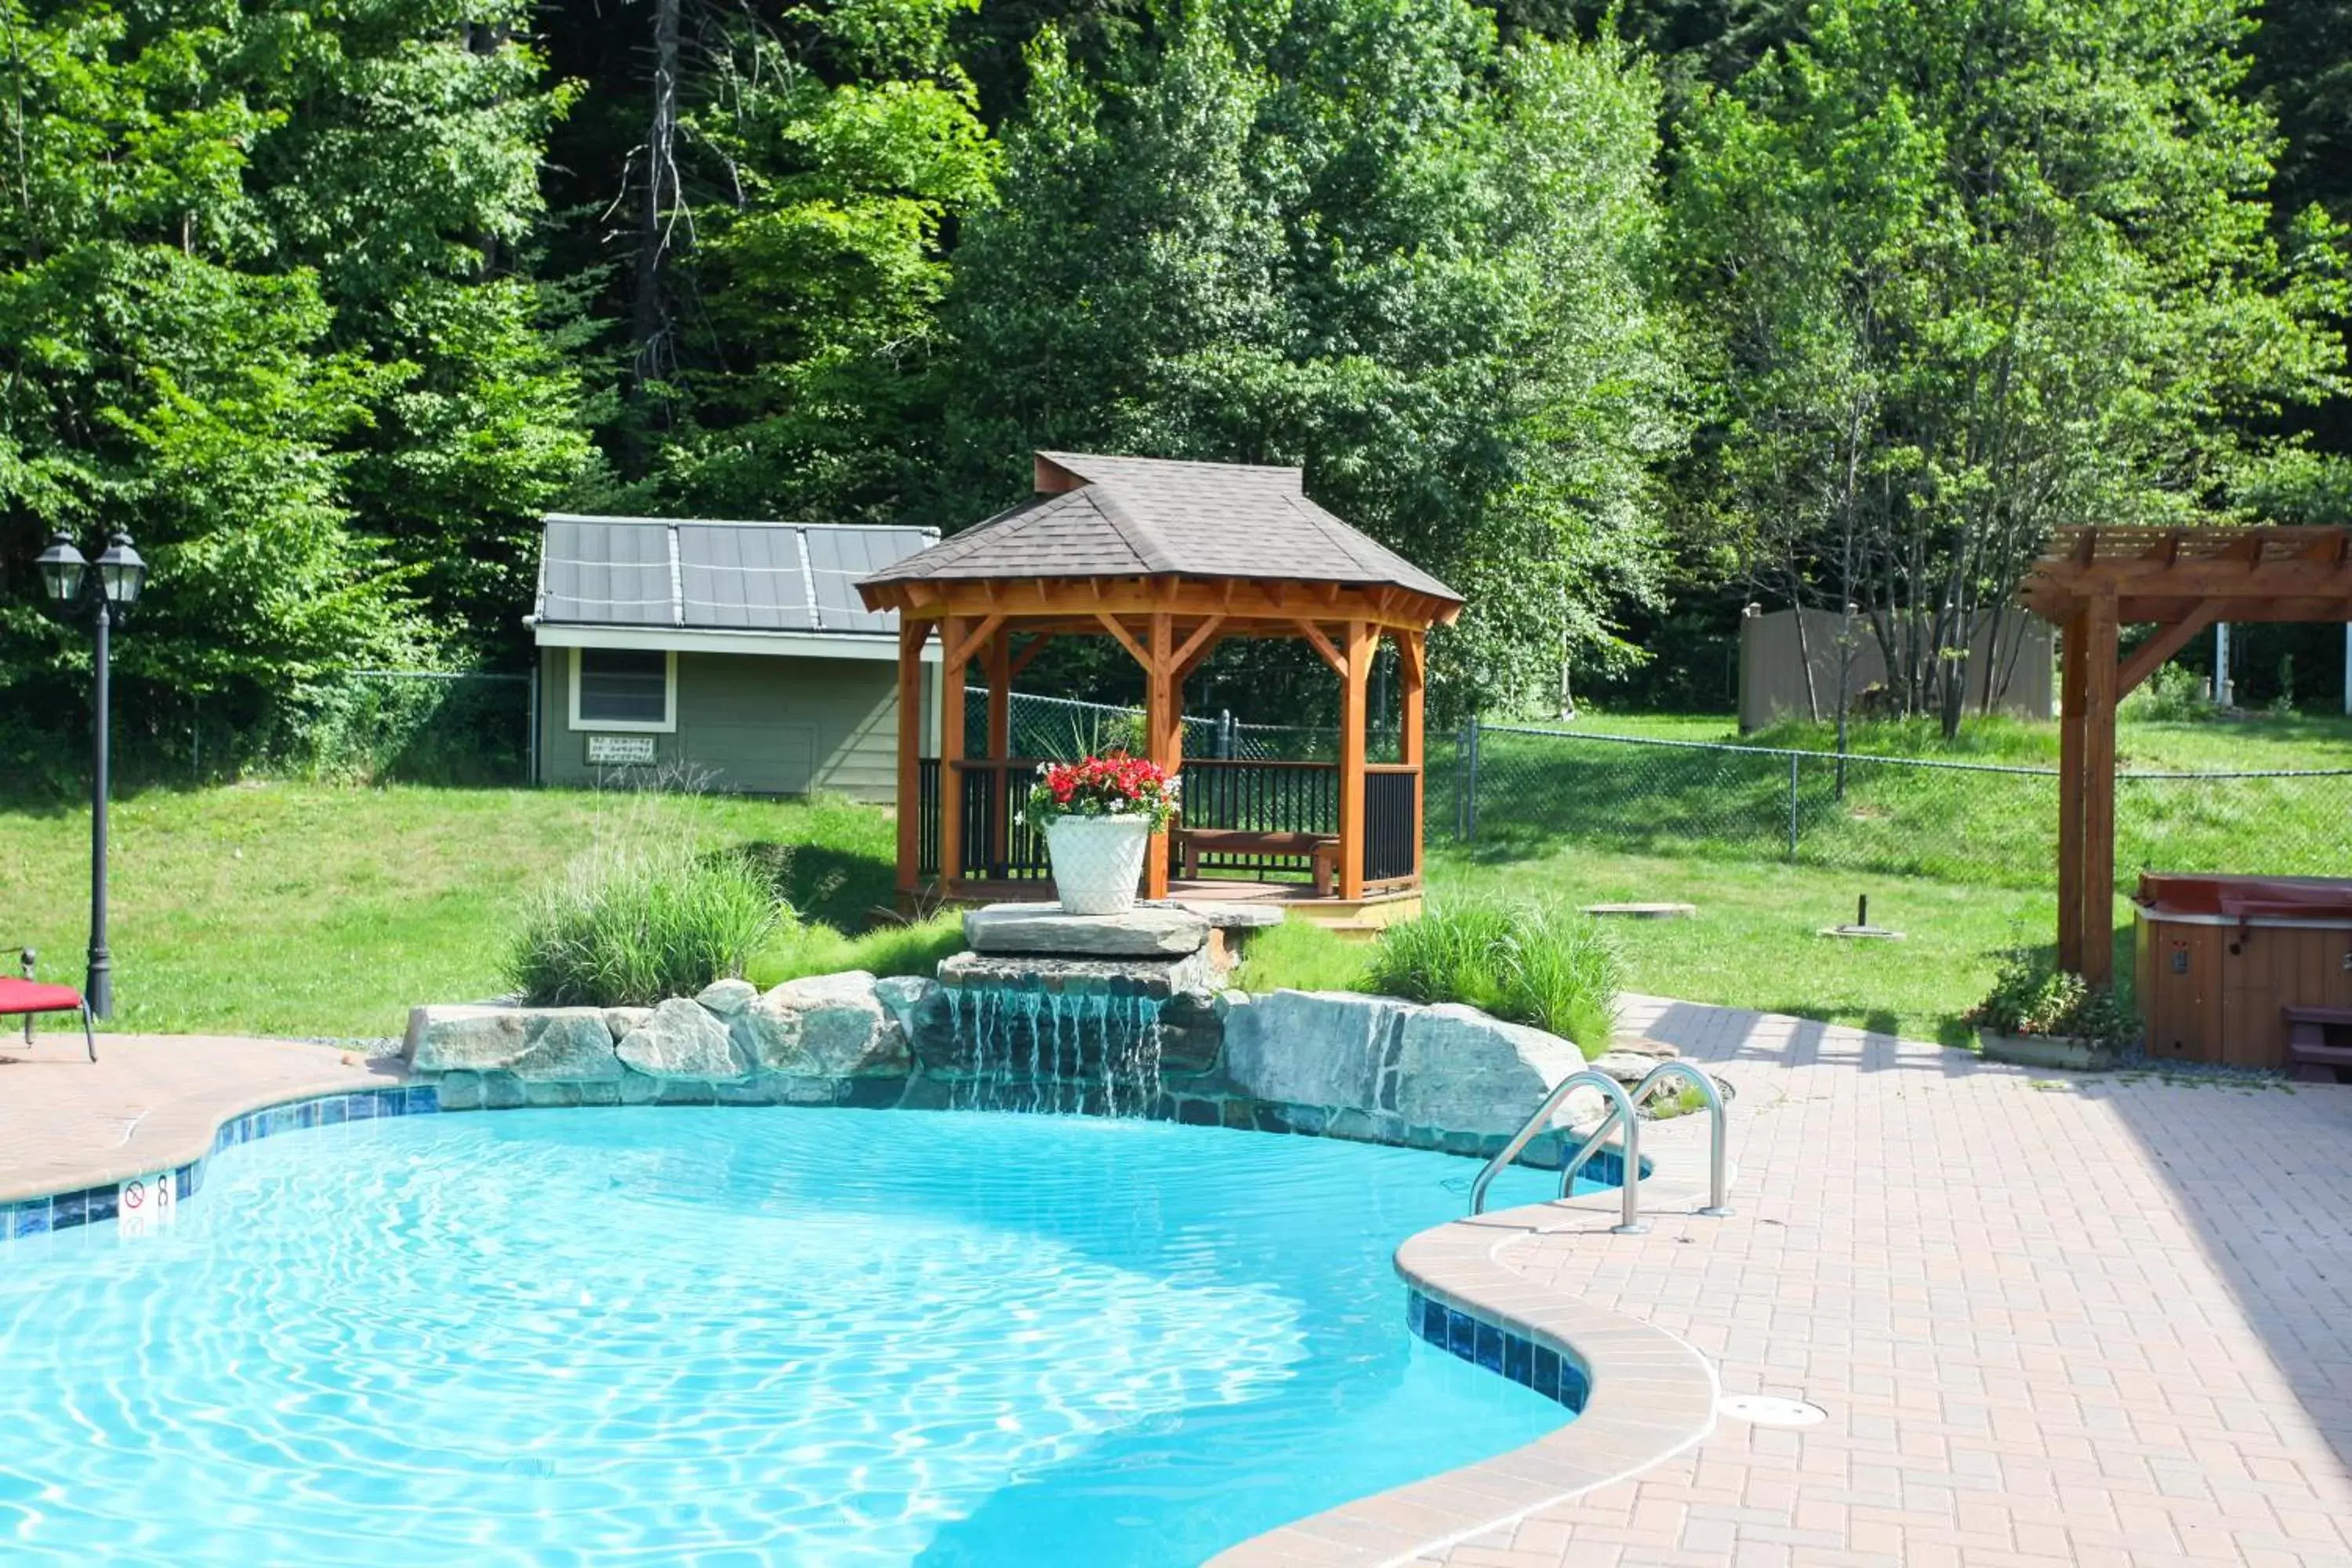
[1152,899,1286,931]
[964,902,1210,958]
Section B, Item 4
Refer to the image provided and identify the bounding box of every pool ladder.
[1466,1062,1733,1231]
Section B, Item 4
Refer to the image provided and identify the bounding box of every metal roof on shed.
[538,515,935,637]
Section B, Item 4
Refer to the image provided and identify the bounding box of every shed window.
[571,648,675,731]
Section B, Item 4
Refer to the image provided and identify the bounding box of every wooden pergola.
[2020,524,2352,984]
[856,452,1464,909]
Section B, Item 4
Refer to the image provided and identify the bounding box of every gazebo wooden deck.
[856,452,1463,922]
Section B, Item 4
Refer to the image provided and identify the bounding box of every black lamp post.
[36,529,147,1018]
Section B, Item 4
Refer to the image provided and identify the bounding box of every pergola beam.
[2117,599,2223,698]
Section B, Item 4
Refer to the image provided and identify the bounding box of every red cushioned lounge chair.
[0,948,95,1062]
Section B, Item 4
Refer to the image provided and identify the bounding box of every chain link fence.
[1446,723,2351,891]
[279,675,2343,891]
[964,688,1399,764]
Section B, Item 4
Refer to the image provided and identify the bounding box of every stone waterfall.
[931,903,1250,1117]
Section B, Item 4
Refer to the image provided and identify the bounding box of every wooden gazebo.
[2020,524,2352,984]
[856,452,1463,916]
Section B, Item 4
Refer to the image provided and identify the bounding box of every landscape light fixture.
[37,528,148,1017]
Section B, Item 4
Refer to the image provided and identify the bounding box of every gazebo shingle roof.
[859,452,1461,605]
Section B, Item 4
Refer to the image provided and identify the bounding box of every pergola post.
[2080,595,2120,985]
[895,619,931,894]
[938,612,968,891]
[1399,630,1426,882]
[1338,619,1374,901]
[2056,608,2087,973]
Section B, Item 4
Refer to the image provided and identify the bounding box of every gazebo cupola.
[856,452,1463,913]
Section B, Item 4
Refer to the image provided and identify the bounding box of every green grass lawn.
[0,784,895,1040]
[1446,707,2351,891]
[0,704,2310,1048]
[1428,844,2129,1047]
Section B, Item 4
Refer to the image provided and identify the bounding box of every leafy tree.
[1675,0,2347,735]
[542,0,997,528]
[0,2,587,784]
[941,0,1686,717]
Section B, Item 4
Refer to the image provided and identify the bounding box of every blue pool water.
[0,1109,1591,1566]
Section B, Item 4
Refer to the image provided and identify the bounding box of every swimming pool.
[0,1108,1598,1565]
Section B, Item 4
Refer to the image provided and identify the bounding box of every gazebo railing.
[917,755,1419,889]
[1364,765,1419,884]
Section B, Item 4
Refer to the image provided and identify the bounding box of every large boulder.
[737,970,910,1078]
[1221,989,1414,1110]
[695,978,759,1017]
[1392,1004,1590,1136]
[964,903,1210,958]
[1156,989,1228,1077]
[404,1004,621,1081]
[615,997,748,1081]
[874,975,955,1069]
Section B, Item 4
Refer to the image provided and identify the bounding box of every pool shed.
[528,514,940,798]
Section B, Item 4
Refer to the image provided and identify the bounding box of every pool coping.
[1209,1115,1730,1567]
[0,1053,408,1207]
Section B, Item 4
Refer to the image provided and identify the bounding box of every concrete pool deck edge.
[1210,1098,1733,1566]
[0,1036,403,1206]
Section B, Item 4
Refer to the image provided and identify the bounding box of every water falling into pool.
[946,984,1166,1116]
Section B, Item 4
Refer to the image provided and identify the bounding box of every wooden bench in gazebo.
[855,452,1463,924]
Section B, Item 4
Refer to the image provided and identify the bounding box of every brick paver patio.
[1405,994,2352,1568]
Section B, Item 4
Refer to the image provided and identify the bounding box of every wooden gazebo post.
[1337,620,1374,902]
[1400,629,1426,868]
[895,618,931,895]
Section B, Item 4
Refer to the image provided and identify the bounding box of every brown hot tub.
[2134,873,2352,1069]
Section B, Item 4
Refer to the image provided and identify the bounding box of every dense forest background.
[0,0,2344,768]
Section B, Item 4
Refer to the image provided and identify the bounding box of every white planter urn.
[1046,815,1154,916]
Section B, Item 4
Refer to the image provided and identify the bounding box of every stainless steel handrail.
[1468,1069,1646,1234]
[1559,1061,1733,1218]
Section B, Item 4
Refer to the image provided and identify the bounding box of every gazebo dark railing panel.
[956,760,1053,881]
[916,757,942,878]
[925,756,1388,887]
[1179,758,1339,882]
[1364,766,1419,884]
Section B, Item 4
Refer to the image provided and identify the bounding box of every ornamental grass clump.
[1022,753,1181,829]
[506,835,786,1007]
[1367,901,1621,1057]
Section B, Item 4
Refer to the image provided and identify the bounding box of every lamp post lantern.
[37,529,147,1018]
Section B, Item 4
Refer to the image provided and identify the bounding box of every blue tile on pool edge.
[1474,1320,1504,1373]
[317,1098,347,1127]
[1504,1333,1531,1387]
[175,1164,193,1201]
[403,1085,438,1114]
[1532,1344,1559,1399]
[1446,1308,1474,1358]
[12,1200,49,1238]
[1559,1363,1591,1410]
[50,1190,85,1229]
[84,1186,116,1225]
[346,1094,377,1121]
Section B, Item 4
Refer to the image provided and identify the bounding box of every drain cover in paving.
[1716,1394,1827,1427]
